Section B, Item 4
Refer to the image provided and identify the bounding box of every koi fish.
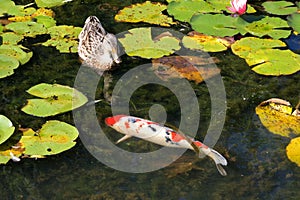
[105,115,228,176]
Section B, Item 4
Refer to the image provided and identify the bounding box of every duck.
[78,16,121,74]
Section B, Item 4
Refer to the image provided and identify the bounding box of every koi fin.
[116,135,132,144]
[201,148,228,176]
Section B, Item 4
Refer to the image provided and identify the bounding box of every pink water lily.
[227,0,247,15]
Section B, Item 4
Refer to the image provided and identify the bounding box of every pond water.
[1,0,300,199]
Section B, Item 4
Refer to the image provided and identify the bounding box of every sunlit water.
[1,0,300,199]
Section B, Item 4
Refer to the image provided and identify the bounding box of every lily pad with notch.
[262,1,298,15]
[190,14,248,37]
[245,16,291,39]
[22,83,88,117]
[119,28,181,59]
[19,120,79,156]
[115,1,175,27]
[231,37,300,75]
[182,31,234,52]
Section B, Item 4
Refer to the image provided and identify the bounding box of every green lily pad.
[182,32,232,52]
[231,37,286,58]
[19,120,79,156]
[245,16,291,39]
[0,44,33,65]
[262,1,298,15]
[0,115,15,145]
[190,14,248,37]
[232,37,300,75]
[41,25,82,53]
[248,49,300,75]
[0,0,24,17]
[34,15,56,28]
[0,32,24,44]
[256,98,300,137]
[0,54,19,78]
[22,83,88,117]
[119,28,181,59]
[35,0,72,8]
[167,0,217,22]
[115,1,175,27]
[6,21,48,37]
[288,13,300,33]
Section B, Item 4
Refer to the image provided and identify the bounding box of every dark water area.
[1,0,300,199]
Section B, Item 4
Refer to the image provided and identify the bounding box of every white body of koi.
[105,115,228,176]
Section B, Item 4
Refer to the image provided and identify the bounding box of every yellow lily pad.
[182,31,233,52]
[119,28,181,59]
[115,1,175,27]
[286,137,300,167]
[255,98,300,137]
[21,83,88,117]
[19,120,79,156]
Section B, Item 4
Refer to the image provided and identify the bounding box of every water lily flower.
[227,0,247,15]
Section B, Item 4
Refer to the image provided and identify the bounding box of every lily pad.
[6,21,48,37]
[231,37,300,75]
[22,83,88,117]
[255,98,300,137]
[286,137,300,167]
[19,120,79,155]
[0,148,23,164]
[190,14,248,37]
[0,115,15,145]
[167,0,217,22]
[262,1,298,15]
[0,32,24,44]
[0,44,33,65]
[248,49,300,75]
[119,28,181,59]
[0,0,24,17]
[8,7,55,22]
[245,16,291,39]
[288,13,300,33]
[115,1,175,27]
[0,54,19,78]
[35,0,73,8]
[34,15,56,28]
[182,31,234,52]
[152,56,220,84]
[41,25,82,53]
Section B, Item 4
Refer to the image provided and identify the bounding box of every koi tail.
[200,147,228,176]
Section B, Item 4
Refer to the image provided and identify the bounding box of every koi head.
[105,115,127,127]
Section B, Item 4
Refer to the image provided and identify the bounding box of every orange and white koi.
[105,115,228,176]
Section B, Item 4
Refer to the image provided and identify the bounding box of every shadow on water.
[1,0,300,199]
